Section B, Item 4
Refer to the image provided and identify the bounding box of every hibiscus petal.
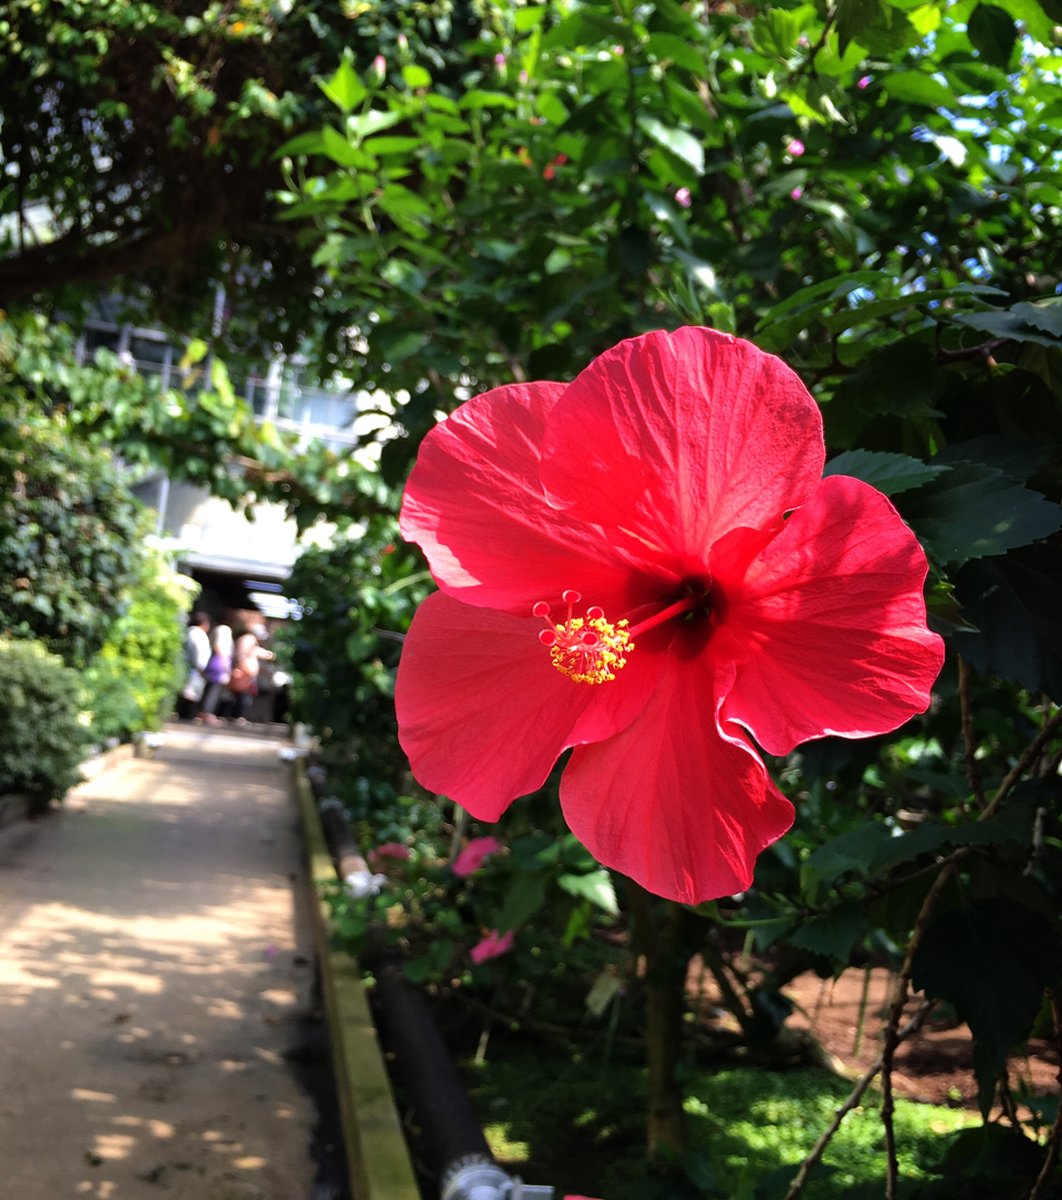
[719,475,945,756]
[560,651,794,905]
[541,328,825,570]
[395,592,657,820]
[400,381,660,613]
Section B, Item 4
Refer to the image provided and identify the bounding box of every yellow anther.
[545,615,633,685]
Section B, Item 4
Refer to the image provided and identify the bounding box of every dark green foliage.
[0,404,143,666]
[0,637,90,802]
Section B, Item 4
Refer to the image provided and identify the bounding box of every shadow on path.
[0,724,335,1200]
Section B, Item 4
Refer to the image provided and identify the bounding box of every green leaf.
[953,544,1062,701]
[1011,299,1062,339]
[953,306,1062,348]
[636,115,705,175]
[832,339,948,418]
[320,124,368,168]
[497,871,549,933]
[318,59,366,113]
[458,89,517,111]
[557,869,619,915]
[967,4,1019,67]
[903,464,1062,565]
[644,33,706,73]
[823,449,948,496]
[788,903,867,961]
[514,5,547,32]
[349,109,404,139]
[883,71,955,109]
[401,64,431,89]
[836,0,886,53]
[911,898,1059,1117]
[804,824,895,887]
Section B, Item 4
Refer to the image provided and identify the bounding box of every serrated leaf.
[824,449,948,496]
[805,824,895,885]
[903,464,1062,565]
[788,903,867,961]
[832,338,948,418]
[953,544,1062,700]
[1011,299,1062,338]
[911,898,1059,1117]
[953,308,1062,347]
[933,434,1050,482]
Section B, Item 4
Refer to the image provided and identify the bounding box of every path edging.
[292,760,421,1200]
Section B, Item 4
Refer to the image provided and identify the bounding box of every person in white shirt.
[177,611,212,719]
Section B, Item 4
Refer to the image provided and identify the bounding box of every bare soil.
[782,966,1058,1109]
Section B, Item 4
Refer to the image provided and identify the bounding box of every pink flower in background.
[790,186,804,200]
[470,929,514,964]
[786,138,805,157]
[674,186,692,209]
[370,54,386,82]
[857,75,871,89]
[494,52,507,67]
[370,842,411,868]
[396,328,943,904]
[452,835,502,878]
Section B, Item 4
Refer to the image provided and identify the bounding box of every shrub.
[0,637,90,804]
[82,536,198,742]
[0,405,143,666]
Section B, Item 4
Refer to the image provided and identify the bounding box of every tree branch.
[783,999,935,1200]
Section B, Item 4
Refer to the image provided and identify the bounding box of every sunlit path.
[0,726,317,1200]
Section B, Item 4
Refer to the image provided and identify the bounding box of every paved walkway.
[0,726,319,1200]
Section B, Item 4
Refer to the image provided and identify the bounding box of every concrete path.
[0,726,319,1200]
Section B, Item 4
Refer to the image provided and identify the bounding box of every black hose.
[371,961,493,1180]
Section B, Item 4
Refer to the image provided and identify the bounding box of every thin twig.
[783,1000,935,1200]
[880,706,1061,1195]
[880,862,965,1199]
[986,709,1062,821]
[957,656,987,809]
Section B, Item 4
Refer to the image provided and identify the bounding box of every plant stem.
[783,1000,934,1200]
[628,882,691,1168]
[957,656,986,808]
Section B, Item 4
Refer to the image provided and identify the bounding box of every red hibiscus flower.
[395,328,944,904]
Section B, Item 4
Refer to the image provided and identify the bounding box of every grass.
[463,1041,978,1200]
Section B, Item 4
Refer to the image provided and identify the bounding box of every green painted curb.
[292,761,421,1200]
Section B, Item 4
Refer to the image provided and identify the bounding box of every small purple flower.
[787,138,805,158]
[494,52,506,67]
[674,186,692,209]
[790,186,804,200]
[857,75,871,90]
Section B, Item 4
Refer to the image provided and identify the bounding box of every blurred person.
[228,624,274,725]
[176,610,211,719]
[197,623,233,726]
